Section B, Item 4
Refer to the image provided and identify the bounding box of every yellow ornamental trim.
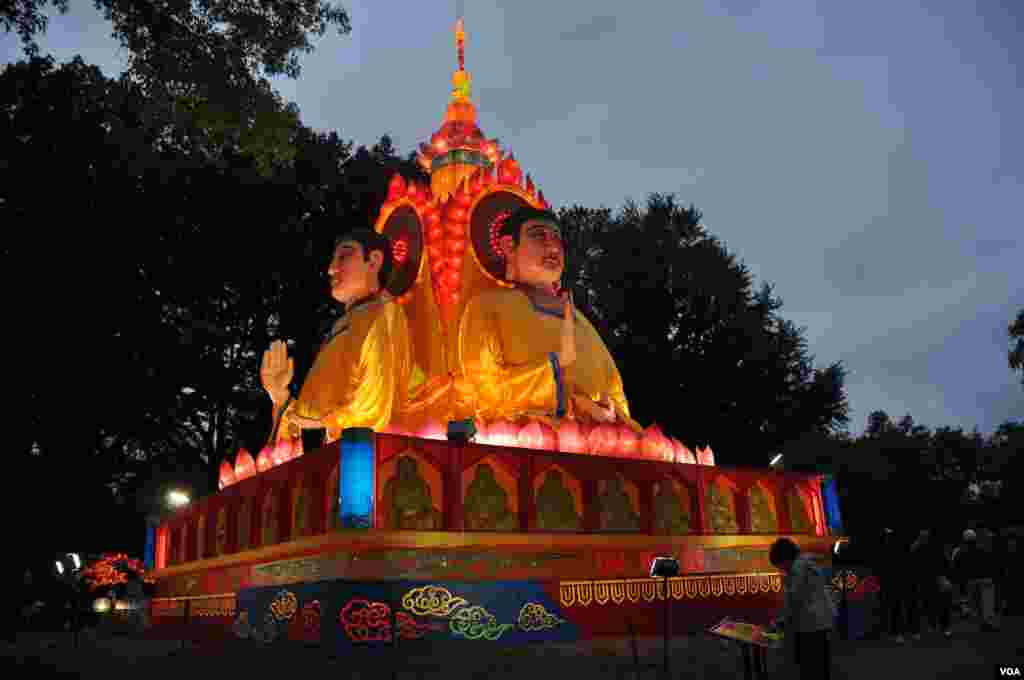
[558,573,782,608]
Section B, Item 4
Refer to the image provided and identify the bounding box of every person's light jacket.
[773,556,837,632]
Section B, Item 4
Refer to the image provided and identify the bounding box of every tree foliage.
[1010,308,1024,386]
[2,0,351,173]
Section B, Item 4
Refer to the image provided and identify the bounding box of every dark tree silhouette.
[560,194,848,465]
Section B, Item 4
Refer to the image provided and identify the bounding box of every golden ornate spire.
[416,17,502,201]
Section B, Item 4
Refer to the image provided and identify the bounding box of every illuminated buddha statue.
[598,476,640,531]
[652,481,691,535]
[383,456,442,530]
[535,469,581,531]
[260,229,413,443]
[455,207,641,429]
[463,464,516,531]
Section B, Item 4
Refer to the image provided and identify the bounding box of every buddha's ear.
[367,248,384,273]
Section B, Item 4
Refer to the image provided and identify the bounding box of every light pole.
[651,556,680,678]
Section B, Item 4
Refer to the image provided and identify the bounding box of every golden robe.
[277,294,412,442]
[455,286,639,429]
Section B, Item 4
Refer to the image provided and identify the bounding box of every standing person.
[908,529,953,638]
[954,529,1000,631]
[876,528,910,643]
[1003,534,1019,615]
[766,538,836,680]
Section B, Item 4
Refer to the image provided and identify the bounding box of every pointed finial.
[455,17,466,72]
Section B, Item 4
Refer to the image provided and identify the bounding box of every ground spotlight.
[167,490,191,508]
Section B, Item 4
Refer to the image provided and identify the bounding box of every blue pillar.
[340,427,376,529]
[144,518,156,570]
[821,475,844,535]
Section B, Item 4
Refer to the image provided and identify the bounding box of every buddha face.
[501,219,564,289]
[328,240,383,305]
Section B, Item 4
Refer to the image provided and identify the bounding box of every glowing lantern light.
[517,421,557,451]
[93,598,112,613]
[616,425,641,459]
[472,420,489,445]
[271,439,291,467]
[235,448,256,480]
[218,459,236,490]
[671,438,693,464]
[340,428,375,529]
[698,446,716,466]
[641,424,669,461]
[517,421,543,450]
[291,436,305,459]
[557,420,587,454]
[587,423,619,456]
[255,446,273,473]
[487,420,519,447]
[416,419,447,441]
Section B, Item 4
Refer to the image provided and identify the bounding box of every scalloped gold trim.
[558,573,782,608]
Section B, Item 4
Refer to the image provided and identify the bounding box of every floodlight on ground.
[69,553,81,570]
[167,490,191,508]
[93,598,112,613]
[650,556,680,578]
[770,453,783,467]
[446,419,477,444]
[55,560,64,576]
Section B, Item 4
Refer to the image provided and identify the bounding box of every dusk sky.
[5,1,1021,437]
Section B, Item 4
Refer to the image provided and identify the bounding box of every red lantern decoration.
[517,420,557,451]
[416,419,446,441]
[218,459,236,490]
[641,424,670,461]
[270,439,291,466]
[556,420,585,453]
[255,446,273,473]
[587,423,619,456]
[235,448,256,480]
[517,421,544,450]
[698,446,716,466]
[670,438,692,464]
[291,437,304,459]
[486,420,518,447]
[615,425,641,459]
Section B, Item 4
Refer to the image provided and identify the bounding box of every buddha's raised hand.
[260,340,293,404]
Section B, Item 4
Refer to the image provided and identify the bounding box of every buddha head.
[328,228,394,305]
[497,207,564,290]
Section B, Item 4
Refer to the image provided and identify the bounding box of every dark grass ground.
[3,616,1021,679]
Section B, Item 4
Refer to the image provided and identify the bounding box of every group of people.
[877,526,1009,642]
[764,527,1016,680]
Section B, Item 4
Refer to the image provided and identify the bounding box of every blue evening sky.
[5,0,1021,436]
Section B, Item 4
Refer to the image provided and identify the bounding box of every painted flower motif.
[270,590,298,621]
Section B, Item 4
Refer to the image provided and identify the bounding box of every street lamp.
[166,490,191,508]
